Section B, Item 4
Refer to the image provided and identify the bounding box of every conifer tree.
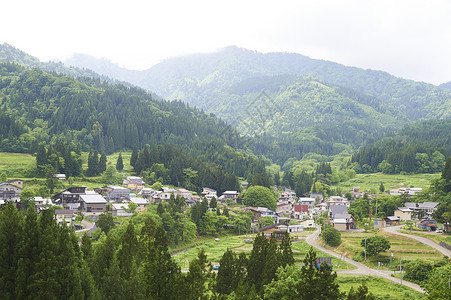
[187,248,212,300]
[262,235,279,287]
[116,152,124,171]
[247,233,267,291]
[118,222,138,279]
[130,145,138,168]
[15,209,39,299]
[279,231,295,267]
[99,152,107,173]
[0,202,22,299]
[216,249,236,295]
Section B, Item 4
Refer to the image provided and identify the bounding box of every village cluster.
[0,177,442,233]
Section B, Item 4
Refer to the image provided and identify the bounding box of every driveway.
[304,226,424,293]
[382,225,451,257]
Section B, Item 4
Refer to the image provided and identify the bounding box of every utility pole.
[400,258,402,285]
[364,238,367,261]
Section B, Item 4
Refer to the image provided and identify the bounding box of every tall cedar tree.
[0,202,22,299]
[130,145,138,168]
[141,217,181,299]
[247,233,267,291]
[187,248,213,300]
[99,152,107,173]
[116,152,124,171]
[297,248,344,299]
[279,231,295,266]
[442,157,451,193]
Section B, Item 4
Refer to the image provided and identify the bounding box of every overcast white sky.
[1,0,450,85]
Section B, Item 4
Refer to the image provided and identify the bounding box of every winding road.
[304,226,424,293]
[382,225,451,257]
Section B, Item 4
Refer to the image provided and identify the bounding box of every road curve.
[304,226,424,293]
[382,225,451,257]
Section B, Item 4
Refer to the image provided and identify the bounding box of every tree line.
[0,201,377,299]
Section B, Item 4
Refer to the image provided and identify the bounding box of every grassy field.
[337,275,425,299]
[334,172,440,193]
[324,230,443,270]
[172,233,356,271]
[0,152,36,178]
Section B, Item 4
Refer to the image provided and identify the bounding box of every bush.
[322,225,341,247]
[361,235,390,257]
[404,259,432,283]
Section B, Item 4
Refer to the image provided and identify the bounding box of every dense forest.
[351,120,451,174]
[0,62,261,175]
[0,201,374,300]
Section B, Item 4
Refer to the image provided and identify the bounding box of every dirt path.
[382,225,451,257]
[304,226,424,293]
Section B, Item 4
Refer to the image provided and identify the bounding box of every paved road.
[75,219,95,233]
[304,226,424,293]
[382,225,451,257]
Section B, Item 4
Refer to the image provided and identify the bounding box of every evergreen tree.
[262,235,279,287]
[36,143,47,175]
[116,152,124,171]
[141,218,180,299]
[215,249,236,295]
[279,231,295,267]
[296,248,344,299]
[118,222,138,279]
[0,202,22,299]
[15,209,39,299]
[247,233,267,291]
[379,183,385,193]
[99,152,107,173]
[130,145,138,168]
[187,248,212,300]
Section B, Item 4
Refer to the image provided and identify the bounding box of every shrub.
[322,226,341,247]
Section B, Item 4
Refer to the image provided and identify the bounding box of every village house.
[54,209,75,226]
[79,193,107,216]
[0,180,22,200]
[138,188,156,200]
[53,187,87,208]
[418,219,437,231]
[276,203,292,218]
[332,213,356,231]
[160,187,177,201]
[293,204,309,220]
[386,187,423,196]
[279,188,296,203]
[177,188,192,200]
[384,216,400,226]
[201,187,217,201]
[405,202,440,217]
[34,196,53,213]
[329,205,348,219]
[298,197,316,210]
[97,185,130,202]
[129,197,149,212]
[259,223,288,240]
[122,176,146,190]
[394,207,413,221]
[221,191,240,202]
[111,203,133,217]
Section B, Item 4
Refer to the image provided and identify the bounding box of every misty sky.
[1,0,450,85]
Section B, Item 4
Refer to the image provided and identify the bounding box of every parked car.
[436,228,443,233]
[213,265,220,270]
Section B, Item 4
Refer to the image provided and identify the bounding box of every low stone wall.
[439,241,451,251]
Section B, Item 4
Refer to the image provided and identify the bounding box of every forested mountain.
[0,43,121,84]
[351,119,451,174]
[66,46,451,122]
[0,61,262,182]
[440,81,451,89]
